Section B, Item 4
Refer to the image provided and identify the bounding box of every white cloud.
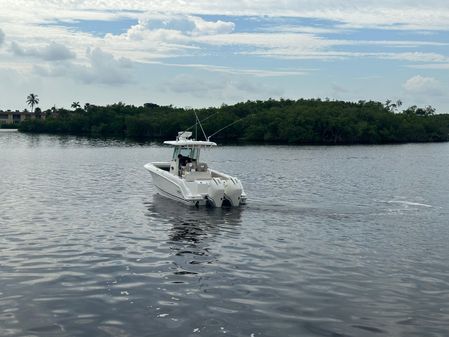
[332,84,349,94]
[2,1,449,30]
[77,47,133,85]
[409,63,449,70]
[377,52,449,63]
[98,14,236,62]
[189,16,235,35]
[130,14,235,37]
[10,41,76,61]
[34,47,133,85]
[1,2,448,64]
[403,75,443,96]
[195,32,338,60]
[262,25,342,35]
[1,0,449,111]
[163,73,283,100]
[239,48,449,62]
[158,62,308,77]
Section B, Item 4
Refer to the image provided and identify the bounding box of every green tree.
[17,98,449,144]
[34,107,42,119]
[71,101,81,109]
[26,93,39,113]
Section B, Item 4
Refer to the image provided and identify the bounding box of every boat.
[144,131,247,207]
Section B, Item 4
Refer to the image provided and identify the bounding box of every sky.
[0,0,448,112]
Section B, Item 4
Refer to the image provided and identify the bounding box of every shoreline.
[13,130,449,146]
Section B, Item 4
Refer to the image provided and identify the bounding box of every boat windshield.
[172,146,199,161]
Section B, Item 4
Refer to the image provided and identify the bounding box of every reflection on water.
[147,195,243,244]
[1,133,449,337]
[147,195,243,278]
[148,194,243,225]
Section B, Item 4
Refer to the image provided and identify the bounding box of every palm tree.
[71,101,80,110]
[26,93,39,113]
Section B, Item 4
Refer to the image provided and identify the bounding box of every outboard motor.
[223,178,243,206]
[207,178,225,207]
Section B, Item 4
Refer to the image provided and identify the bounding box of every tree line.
[17,98,449,144]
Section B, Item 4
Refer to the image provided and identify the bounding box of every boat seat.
[197,162,208,172]
[185,171,212,181]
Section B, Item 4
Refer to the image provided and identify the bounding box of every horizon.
[0,97,440,114]
[1,1,448,113]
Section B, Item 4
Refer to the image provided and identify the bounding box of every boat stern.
[223,177,245,206]
[206,178,225,207]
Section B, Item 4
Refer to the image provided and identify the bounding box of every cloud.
[97,14,237,62]
[81,47,132,84]
[0,29,4,46]
[10,41,76,61]
[380,52,449,63]
[409,63,449,70]
[2,3,449,65]
[189,16,235,35]
[154,61,308,77]
[332,84,349,94]
[403,75,443,96]
[36,47,132,85]
[163,73,283,100]
[3,1,449,31]
[104,13,235,41]
[136,14,235,35]
[1,0,449,112]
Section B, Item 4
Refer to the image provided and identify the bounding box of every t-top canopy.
[164,139,217,147]
[163,131,217,147]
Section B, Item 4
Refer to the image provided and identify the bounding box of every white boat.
[144,131,247,207]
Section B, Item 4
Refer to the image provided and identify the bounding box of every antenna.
[208,118,243,140]
[181,111,221,136]
[185,106,197,140]
[179,110,242,142]
[194,111,208,141]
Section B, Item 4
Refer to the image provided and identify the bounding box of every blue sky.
[0,0,448,112]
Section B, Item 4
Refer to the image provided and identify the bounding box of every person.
[178,154,184,168]
[177,154,184,176]
[179,153,193,164]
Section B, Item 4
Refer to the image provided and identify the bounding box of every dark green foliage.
[0,123,19,129]
[17,99,449,144]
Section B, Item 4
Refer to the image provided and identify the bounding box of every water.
[1,132,449,337]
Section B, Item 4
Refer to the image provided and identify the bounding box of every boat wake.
[244,198,361,221]
[385,200,434,208]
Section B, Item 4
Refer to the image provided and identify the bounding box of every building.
[0,110,44,125]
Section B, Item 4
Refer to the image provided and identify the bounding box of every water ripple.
[1,134,449,336]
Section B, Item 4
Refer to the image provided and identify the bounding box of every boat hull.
[144,163,224,207]
[144,162,245,207]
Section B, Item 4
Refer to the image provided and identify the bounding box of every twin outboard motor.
[223,178,244,206]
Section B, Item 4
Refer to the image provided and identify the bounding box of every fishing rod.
[178,110,243,141]
[178,110,221,140]
[207,118,243,141]
[194,111,208,141]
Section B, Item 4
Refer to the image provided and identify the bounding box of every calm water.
[1,132,449,337]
